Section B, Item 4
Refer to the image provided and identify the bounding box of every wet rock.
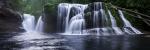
[0,0,24,33]
[84,2,104,29]
[0,7,23,33]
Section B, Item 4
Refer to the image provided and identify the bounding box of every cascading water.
[92,10,110,35]
[68,14,85,33]
[22,14,35,32]
[57,2,142,35]
[108,10,123,35]
[18,14,47,41]
[35,16,44,32]
[58,3,88,34]
[15,14,49,41]
[93,2,102,28]
[22,14,44,32]
[118,10,142,34]
[88,2,112,35]
[93,11,99,27]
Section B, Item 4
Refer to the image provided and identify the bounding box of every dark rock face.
[0,0,23,33]
[0,8,23,33]
[84,2,104,29]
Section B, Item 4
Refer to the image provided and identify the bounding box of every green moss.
[105,3,123,27]
[104,3,111,27]
[7,0,24,12]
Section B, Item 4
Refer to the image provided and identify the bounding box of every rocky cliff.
[0,0,23,33]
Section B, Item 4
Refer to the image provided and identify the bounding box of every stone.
[0,7,24,33]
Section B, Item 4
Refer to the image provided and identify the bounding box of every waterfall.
[22,14,35,32]
[22,2,142,35]
[35,16,44,32]
[108,10,123,35]
[93,2,102,28]
[93,11,100,28]
[90,2,111,35]
[58,3,88,34]
[118,10,142,34]
[108,10,117,27]
[68,14,85,34]
[22,14,44,32]
[57,2,142,35]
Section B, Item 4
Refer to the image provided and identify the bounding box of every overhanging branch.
[109,3,150,19]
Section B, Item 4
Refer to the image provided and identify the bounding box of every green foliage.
[105,0,150,8]
[8,0,24,11]
[22,0,44,16]
[105,0,150,16]
[105,3,123,27]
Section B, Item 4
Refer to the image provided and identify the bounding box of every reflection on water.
[0,33,150,50]
[63,35,140,50]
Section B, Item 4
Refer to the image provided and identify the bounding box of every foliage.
[105,0,150,16]
[6,0,24,12]
[104,0,150,31]
[21,0,45,16]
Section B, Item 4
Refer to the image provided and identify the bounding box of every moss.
[103,3,111,27]
[105,3,123,27]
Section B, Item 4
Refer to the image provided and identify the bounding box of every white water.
[22,14,35,32]
[22,14,44,32]
[108,10,117,27]
[58,2,142,35]
[93,11,100,27]
[16,14,46,41]
[118,10,142,34]
[58,3,88,34]
[93,8,110,35]
[68,14,85,33]
[92,3,110,35]
[35,16,44,32]
[108,10,123,35]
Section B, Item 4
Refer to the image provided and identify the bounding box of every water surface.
[0,33,149,50]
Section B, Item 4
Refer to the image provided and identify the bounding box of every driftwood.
[109,3,150,19]
[108,3,150,26]
[114,6,150,19]
[123,11,150,26]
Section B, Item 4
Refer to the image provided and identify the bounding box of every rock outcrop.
[0,0,23,33]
